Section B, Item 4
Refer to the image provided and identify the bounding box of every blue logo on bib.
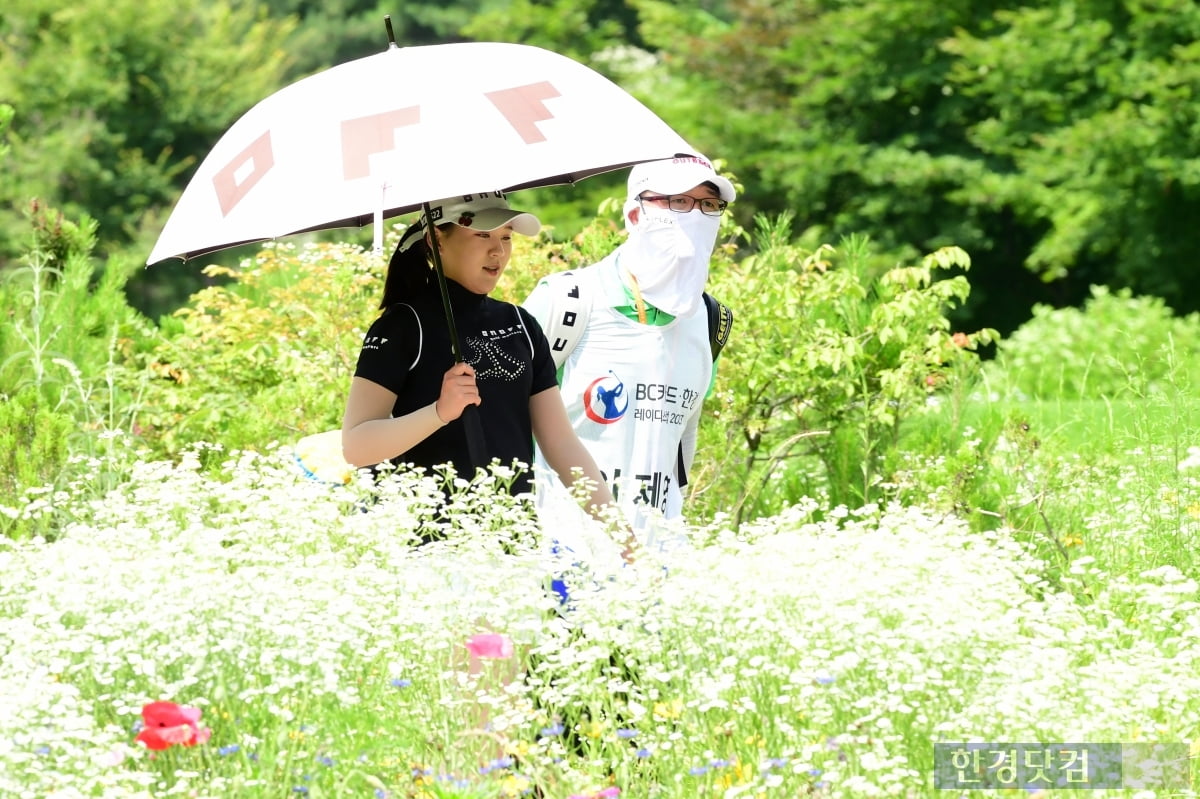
[583,372,627,424]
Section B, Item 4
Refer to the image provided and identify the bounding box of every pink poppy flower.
[465,633,514,660]
[568,788,619,799]
[135,701,213,750]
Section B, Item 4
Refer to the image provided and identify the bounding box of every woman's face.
[434,223,515,295]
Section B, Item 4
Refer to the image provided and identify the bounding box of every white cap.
[627,153,736,203]
[426,191,541,235]
[398,191,541,252]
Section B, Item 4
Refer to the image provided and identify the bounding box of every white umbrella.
[147,40,698,264]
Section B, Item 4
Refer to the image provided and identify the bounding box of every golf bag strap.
[543,269,593,370]
[702,292,734,361]
[680,294,733,489]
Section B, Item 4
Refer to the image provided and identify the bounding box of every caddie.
[522,153,736,538]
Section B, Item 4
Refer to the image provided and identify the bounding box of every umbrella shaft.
[422,201,465,364]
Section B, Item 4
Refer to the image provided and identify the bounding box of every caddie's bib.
[534,271,712,533]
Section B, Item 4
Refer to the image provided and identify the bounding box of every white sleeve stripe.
[513,304,535,358]
[400,303,422,370]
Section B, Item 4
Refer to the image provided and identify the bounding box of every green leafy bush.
[700,218,997,520]
[0,388,72,503]
[137,240,383,455]
[984,285,1200,400]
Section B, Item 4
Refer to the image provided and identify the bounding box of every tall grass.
[0,247,150,538]
[895,326,1200,590]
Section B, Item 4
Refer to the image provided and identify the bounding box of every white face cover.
[620,205,721,318]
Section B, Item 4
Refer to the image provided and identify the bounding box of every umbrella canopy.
[147,41,698,265]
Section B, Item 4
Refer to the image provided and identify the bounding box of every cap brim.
[453,208,541,236]
[629,163,737,203]
[652,172,736,202]
[710,175,736,203]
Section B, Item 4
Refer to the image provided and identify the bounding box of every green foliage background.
[3,0,1198,330]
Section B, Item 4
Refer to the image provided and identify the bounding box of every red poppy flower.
[135,701,213,750]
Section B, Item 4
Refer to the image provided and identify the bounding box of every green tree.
[460,0,645,65]
[632,0,1200,335]
[257,0,503,77]
[633,0,1049,336]
[943,0,1200,312]
[136,240,379,456]
[0,0,296,292]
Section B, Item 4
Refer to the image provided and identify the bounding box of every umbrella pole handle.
[459,405,487,469]
[422,202,487,468]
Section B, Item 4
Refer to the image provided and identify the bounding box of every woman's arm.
[341,364,480,467]
[529,387,612,512]
[530,386,636,561]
